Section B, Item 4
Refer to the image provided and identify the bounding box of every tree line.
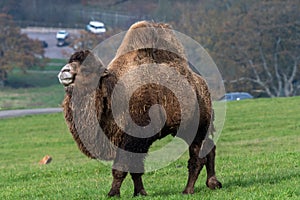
[172,0,299,97]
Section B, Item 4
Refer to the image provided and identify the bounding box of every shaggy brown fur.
[59,21,221,197]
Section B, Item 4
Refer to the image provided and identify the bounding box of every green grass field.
[0,97,299,199]
[0,61,66,110]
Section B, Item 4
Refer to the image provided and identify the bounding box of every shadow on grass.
[145,170,298,198]
[221,171,299,189]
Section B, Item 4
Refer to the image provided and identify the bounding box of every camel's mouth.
[58,64,75,87]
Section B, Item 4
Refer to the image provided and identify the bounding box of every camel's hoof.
[134,189,147,196]
[108,189,120,197]
[206,176,222,189]
[182,188,194,195]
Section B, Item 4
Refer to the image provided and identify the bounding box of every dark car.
[41,40,48,48]
[219,92,253,101]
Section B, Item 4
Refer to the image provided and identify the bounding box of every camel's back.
[106,21,212,136]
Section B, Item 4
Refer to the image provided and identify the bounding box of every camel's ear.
[68,50,91,64]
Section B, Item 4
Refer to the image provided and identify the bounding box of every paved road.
[0,108,62,119]
[21,27,79,59]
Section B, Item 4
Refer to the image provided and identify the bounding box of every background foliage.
[0,13,45,87]
[0,0,299,97]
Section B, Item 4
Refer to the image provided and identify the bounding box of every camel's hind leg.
[182,142,206,194]
[205,142,222,189]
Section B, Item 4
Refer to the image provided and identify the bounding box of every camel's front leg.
[108,148,129,197]
[108,169,128,197]
[108,137,149,197]
[130,173,147,196]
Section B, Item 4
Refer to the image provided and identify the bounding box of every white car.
[56,30,69,39]
[86,21,106,34]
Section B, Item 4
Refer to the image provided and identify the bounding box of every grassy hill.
[0,97,299,199]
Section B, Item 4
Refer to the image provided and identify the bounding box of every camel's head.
[58,50,105,90]
[58,61,79,87]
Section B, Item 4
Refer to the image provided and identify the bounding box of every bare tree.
[219,0,300,97]
[174,0,300,97]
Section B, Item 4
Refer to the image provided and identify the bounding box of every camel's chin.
[59,78,74,87]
